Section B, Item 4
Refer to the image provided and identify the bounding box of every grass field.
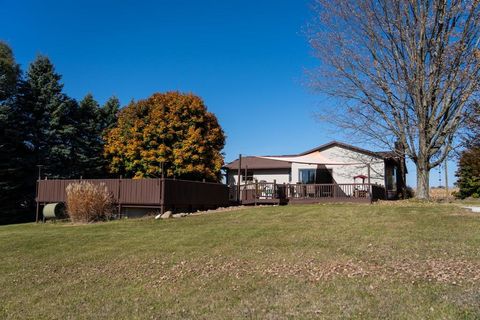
[1,203,480,319]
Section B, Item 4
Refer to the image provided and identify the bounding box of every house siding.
[228,168,290,186]
[319,146,385,186]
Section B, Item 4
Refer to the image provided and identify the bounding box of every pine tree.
[455,147,480,199]
[0,42,19,101]
[455,104,480,199]
[73,94,103,178]
[70,95,120,178]
[0,42,31,224]
[100,96,120,132]
[0,48,120,223]
[22,55,78,178]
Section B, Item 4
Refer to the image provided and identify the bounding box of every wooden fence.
[36,178,230,220]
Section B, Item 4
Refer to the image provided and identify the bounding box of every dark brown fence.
[37,178,229,216]
[163,179,230,210]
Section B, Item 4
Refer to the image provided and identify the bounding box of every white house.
[224,141,406,200]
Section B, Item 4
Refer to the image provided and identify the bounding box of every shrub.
[405,186,415,199]
[65,182,115,223]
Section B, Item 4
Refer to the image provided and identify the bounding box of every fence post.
[35,179,40,223]
[160,178,166,214]
[118,177,122,217]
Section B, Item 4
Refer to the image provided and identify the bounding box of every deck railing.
[286,183,370,199]
[230,182,383,203]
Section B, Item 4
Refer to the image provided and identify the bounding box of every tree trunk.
[398,162,407,199]
[416,163,430,199]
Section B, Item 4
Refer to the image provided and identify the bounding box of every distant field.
[429,187,459,200]
[1,203,480,319]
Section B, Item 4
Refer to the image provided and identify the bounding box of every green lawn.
[1,203,480,319]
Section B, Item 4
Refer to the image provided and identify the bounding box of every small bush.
[66,182,115,223]
[405,186,415,199]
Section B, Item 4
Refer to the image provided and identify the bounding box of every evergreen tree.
[0,42,31,224]
[0,47,119,223]
[455,104,480,199]
[73,94,103,178]
[455,147,480,199]
[100,96,120,132]
[0,42,19,101]
[71,95,120,178]
[22,55,78,178]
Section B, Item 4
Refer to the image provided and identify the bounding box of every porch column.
[237,154,242,202]
[367,163,371,200]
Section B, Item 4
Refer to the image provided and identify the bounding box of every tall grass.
[65,181,115,223]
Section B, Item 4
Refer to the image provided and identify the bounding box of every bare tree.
[463,102,480,148]
[308,0,480,199]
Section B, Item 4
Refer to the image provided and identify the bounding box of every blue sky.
[1,0,456,187]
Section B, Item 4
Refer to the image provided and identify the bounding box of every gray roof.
[298,141,386,159]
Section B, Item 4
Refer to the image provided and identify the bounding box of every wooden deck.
[230,182,385,205]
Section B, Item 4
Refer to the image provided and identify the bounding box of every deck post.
[244,165,248,202]
[367,163,372,201]
[273,179,276,200]
[244,181,248,202]
[254,180,258,206]
[237,154,242,203]
[383,162,388,199]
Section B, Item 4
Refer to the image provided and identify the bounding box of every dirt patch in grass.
[374,199,451,207]
[151,256,480,285]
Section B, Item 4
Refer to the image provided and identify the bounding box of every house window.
[241,170,254,182]
[299,169,316,184]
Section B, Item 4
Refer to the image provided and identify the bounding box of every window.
[299,169,316,184]
[241,170,254,182]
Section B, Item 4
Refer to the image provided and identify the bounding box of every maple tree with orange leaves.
[104,92,225,181]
